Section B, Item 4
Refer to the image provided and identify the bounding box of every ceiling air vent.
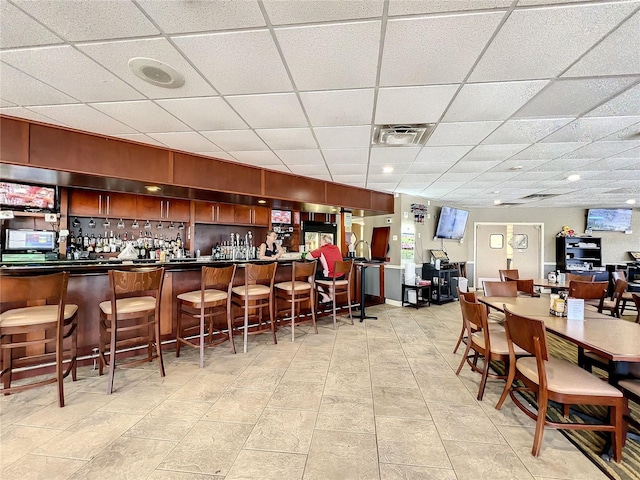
[521,193,560,200]
[372,124,434,146]
[495,202,523,207]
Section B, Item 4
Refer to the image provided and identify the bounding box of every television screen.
[586,208,632,232]
[0,181,56,211]
[271,209,292,224]
[5,230,56,251]
[435,206,469,240]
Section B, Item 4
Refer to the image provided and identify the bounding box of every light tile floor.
[1,302,608,480]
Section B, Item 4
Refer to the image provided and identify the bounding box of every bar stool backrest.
[245,262,277,288]
[1,272,69,311]
[108,268,164,311]
[334,259,354,282]
[202,264,236,296]
[293,260,317,282]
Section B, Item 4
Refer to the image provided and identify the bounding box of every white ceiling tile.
[275,149,324,165]
[586,84,640,117]
[427,121,502,146]
[331,174,367,186]
[559,141,638,159]
[288,164,330,176]
[229,150,284,165]
[369,164,412,175]
[366,182,398,191]
[300,89,374,126]
[510,142,588,160]
[415,146,474,164]
[0,1,63,48]
[531,158,596,172]
[0,62,77,106]
[263,0,383,25]
[29,104,136,135]
[564,11,640,77]
[482,118,573,144]
[473,171,521,182]
[197,152,237,162]
[463,144,529,162]
[0,106,68,126]
[449,160,502,173]
[78,38,217,99]
[256,128,317,150]
[13,0,159,41]
[368,174,403,184]
[375,85,459,124]
[172,31,292,95]
[611,146,640,159]
[322,148,370,164]
[397,173,440,184]
[443,81,548,121]
[314,125,371,149]
[110,133,166,147]
[389,0,511,16]
[438,172,478,183]
[381,13,503,86]
[1,45,144,102]
[581,157,639,171]
[200,130,268,151]
[90,101,190,133]
[369,147,420,164]
[226,93,307,128]
[263,164,293,173]
[147,132,220,152]
[489,159,547,172]
[136,0,265,33]
[409,163,452,174]
[599,121,640,142]
[275,21,380,90]
[515,77,639,118]
[469,2,638,82]
[156,97,247,130]
[0,99,15,107]
[330,163,371,175]
[542,116,640,143]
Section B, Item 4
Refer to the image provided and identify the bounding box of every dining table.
[532,278,571,290]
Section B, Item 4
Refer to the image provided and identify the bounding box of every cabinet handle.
[160,201,164,219]
[106,195,110,215]
[98,194,103,215]
[165,201,170,219]
[216,205,220,222]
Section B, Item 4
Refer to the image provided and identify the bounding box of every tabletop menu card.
[566,298,585,321]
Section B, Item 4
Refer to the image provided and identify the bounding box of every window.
[490,234,503,249]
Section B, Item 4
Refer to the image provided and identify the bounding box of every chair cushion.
[316,279,348,287]
[274,281,311,292]
[488,312,505,323]
[516,356,623,397]
[99,296,156,315]
[177,289,227,306]
[0,304,78,327]
[471,330,527,356]
[621,292,634,301]
[619,378,640,398]
[232,285,271,297]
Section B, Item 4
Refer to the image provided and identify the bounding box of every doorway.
[474,223,544,288]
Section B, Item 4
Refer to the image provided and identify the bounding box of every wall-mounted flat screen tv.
[5,230,56,251]
[0,181,56,212]
[586,208,632,232]
[435,206,469,240]
[271,209,292,224]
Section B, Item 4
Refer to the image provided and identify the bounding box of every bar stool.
[274,260,317,341]
[231,262,277,353]
[176,264,237,366]
[0,271,78,407]
[316,259,354,329]
[98,267,165,394]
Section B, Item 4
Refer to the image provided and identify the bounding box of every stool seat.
[232,284,271,297]
[316,279,348,287]
[275,281,312,293]
[0,304,78,327]
[99,296,156,315]
[177,289,227,306]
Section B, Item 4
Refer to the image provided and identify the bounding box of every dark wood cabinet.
[69,190,136,218]
[301,212,336,223]
[194,202,235,224]
[234,205,269,226]
[556,236,602,271]
[136,196,189,222]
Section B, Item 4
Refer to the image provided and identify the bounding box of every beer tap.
[246,231,253,260]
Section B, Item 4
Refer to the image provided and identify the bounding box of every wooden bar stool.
[231,262,278,353]
[316,259,354,330]
[176,264,237,366]
[0,271,78,407]
[98,268,165,394]
[275,260,317,341]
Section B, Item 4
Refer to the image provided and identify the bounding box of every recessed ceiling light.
[382,166,394,173]
[626,199,636,205]
[567,174,581,182]
[128,57,185,89]
[492,190,500,194]
[510,166,523,171]
[258,199,266,204]
[145,185,161,192]
[494,199,502,205]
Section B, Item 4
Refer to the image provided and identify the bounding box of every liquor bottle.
[69,230,76,247]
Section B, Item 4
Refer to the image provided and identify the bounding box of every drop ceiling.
[1,0,639,209]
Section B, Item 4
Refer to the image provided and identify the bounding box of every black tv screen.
[586,208,632,232]
[435,206,469,240]
[0,181,56,212]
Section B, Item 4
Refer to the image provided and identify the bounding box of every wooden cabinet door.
[136,195,163,220]
[105,192,137,218]
[234,205,252,225]
[194,201,215,223]
[69,190,101,216]
[217,203,235,224]
[253,206,269,226]
[165,199,190,221]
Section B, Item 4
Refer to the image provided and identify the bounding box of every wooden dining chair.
[565,273,596,282]
[496,307,627,463]
[483,280,517,297]
[568,280,608,310]
[98,268,165,394]
[599,278,628,318]
[498,269,519,282]
[613,270,638,316]
[505,277,537,297]
[0,272,78,407]
[453,289,477,354]
[315,259,354,330]
[275,260,317,341]
[176,264,237,365]
[455,296,526,400]
[231,262,278,353]
[618,363,640,442]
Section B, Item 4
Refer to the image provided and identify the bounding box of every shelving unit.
[422,263,460,304]
[556,236,602,271]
